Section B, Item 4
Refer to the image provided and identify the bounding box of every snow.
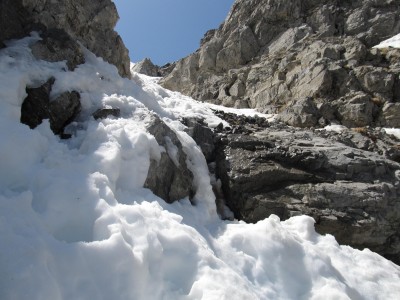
[373,33,400,49]
[321,124,348,133]
[383,128,400,140]
[1,33,400,300]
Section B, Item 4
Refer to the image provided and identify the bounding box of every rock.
[183,118,215,162]
[277,98,320,127]
[20,77,81,135]
[92,108,121,120]
[144,117,194,203]
[1,0,130,78]
[160,0,400,128]
[131,58,160,77]
[336,93,374,128]
[30,28,85,71]
[379,103,400,128]
[213,120,400,263]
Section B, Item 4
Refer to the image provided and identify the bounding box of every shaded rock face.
[20,77,81,136]
[0,0,130,78]
[161,0,400,128]
[211,112,400,263]
[144,117,194,203]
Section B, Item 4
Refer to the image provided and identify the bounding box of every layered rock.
[0,0,130,77]
[161,0,400,127]
[204,111,400,263]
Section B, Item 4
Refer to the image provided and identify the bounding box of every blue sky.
[113,0,234,66]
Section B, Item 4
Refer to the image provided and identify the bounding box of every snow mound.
[1,34,399,300]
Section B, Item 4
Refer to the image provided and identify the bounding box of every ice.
[0,34,399,300]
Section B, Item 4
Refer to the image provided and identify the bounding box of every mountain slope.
[0,33,400,300]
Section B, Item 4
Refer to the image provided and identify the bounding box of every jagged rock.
[1,0,130,78]
[20,77,81,135]
[213,121,400,263]
[161,0,400,128]
[144,117,194,203]
[131,58,160,77]
[92,108,120,120]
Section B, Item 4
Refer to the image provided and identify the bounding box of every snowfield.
[1,34,400,300]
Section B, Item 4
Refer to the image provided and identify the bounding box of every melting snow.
[0,34,400,299]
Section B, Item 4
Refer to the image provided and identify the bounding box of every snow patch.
[0,35,399,299]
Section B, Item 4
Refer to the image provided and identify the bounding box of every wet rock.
[144,117,194,203]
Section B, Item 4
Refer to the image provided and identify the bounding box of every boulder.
[1,0,130,78]
[144,117,194,203]
[20,77,81,135]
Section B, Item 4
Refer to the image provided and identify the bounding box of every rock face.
[131,58,160,77]
[209,111,400,263]
[161,0,400,128]
[0,0,130,78]
[144,117,194,203]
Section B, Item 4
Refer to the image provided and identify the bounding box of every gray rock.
[277,98,320,127]
[379,103,400,128]
[30,28,85,71]
[183,118,215,162]
[144,117,194,203]
[213,120,400,263]
[1,0,130,78]
[20,77,81,135]
[161,0,400,128]
[336,93,374,128]
[131,58,160,77]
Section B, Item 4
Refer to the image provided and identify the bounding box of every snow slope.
[1,34,400,300]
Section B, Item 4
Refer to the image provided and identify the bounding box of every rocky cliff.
[0,0,130,78]
[161,0,400,128]
[159,0,400,263]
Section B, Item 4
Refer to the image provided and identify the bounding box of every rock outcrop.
[189,111,400,263]
[161,0,400,128]
[0,0,130,78]
[144,117,194,203]
[131,58,160,77]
